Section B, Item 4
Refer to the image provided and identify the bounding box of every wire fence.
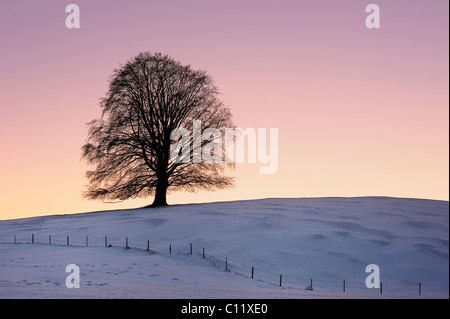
[3,233,449,297]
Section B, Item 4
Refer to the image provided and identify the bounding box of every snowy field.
[0,197,448,299]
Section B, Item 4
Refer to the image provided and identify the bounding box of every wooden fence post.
[225,257,228,270]
[380,282,383,294]
[86,236,88,247]
[105,236,107,247]
[203,247,205,258]
[125,237,129,249]
[67,236,69,246]
[190,243,192,255]
[343,279,345,292]
[49,235,51,245]
[14,235,16,244]
[251,266,254,279]
[169,244,172,255]
[280,274,282,287]
[419,282,421,296]
[32,233,34,244]
[146,240,150,251]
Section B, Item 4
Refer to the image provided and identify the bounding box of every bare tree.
[82,52,234,207]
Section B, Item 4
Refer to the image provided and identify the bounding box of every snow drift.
[0,197,448,298]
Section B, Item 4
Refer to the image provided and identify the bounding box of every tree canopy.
[82,52,234,207]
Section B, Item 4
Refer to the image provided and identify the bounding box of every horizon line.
[1,195,448,222]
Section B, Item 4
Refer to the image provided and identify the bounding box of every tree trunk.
[150,178,168,207]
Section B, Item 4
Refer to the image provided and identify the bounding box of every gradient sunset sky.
[1,0,448,219]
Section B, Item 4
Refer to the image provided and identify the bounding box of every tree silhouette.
[82,52,234,207]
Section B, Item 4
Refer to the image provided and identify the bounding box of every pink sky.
[0,0,448,219]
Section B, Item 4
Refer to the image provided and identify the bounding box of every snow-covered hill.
[0,197,448,298]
